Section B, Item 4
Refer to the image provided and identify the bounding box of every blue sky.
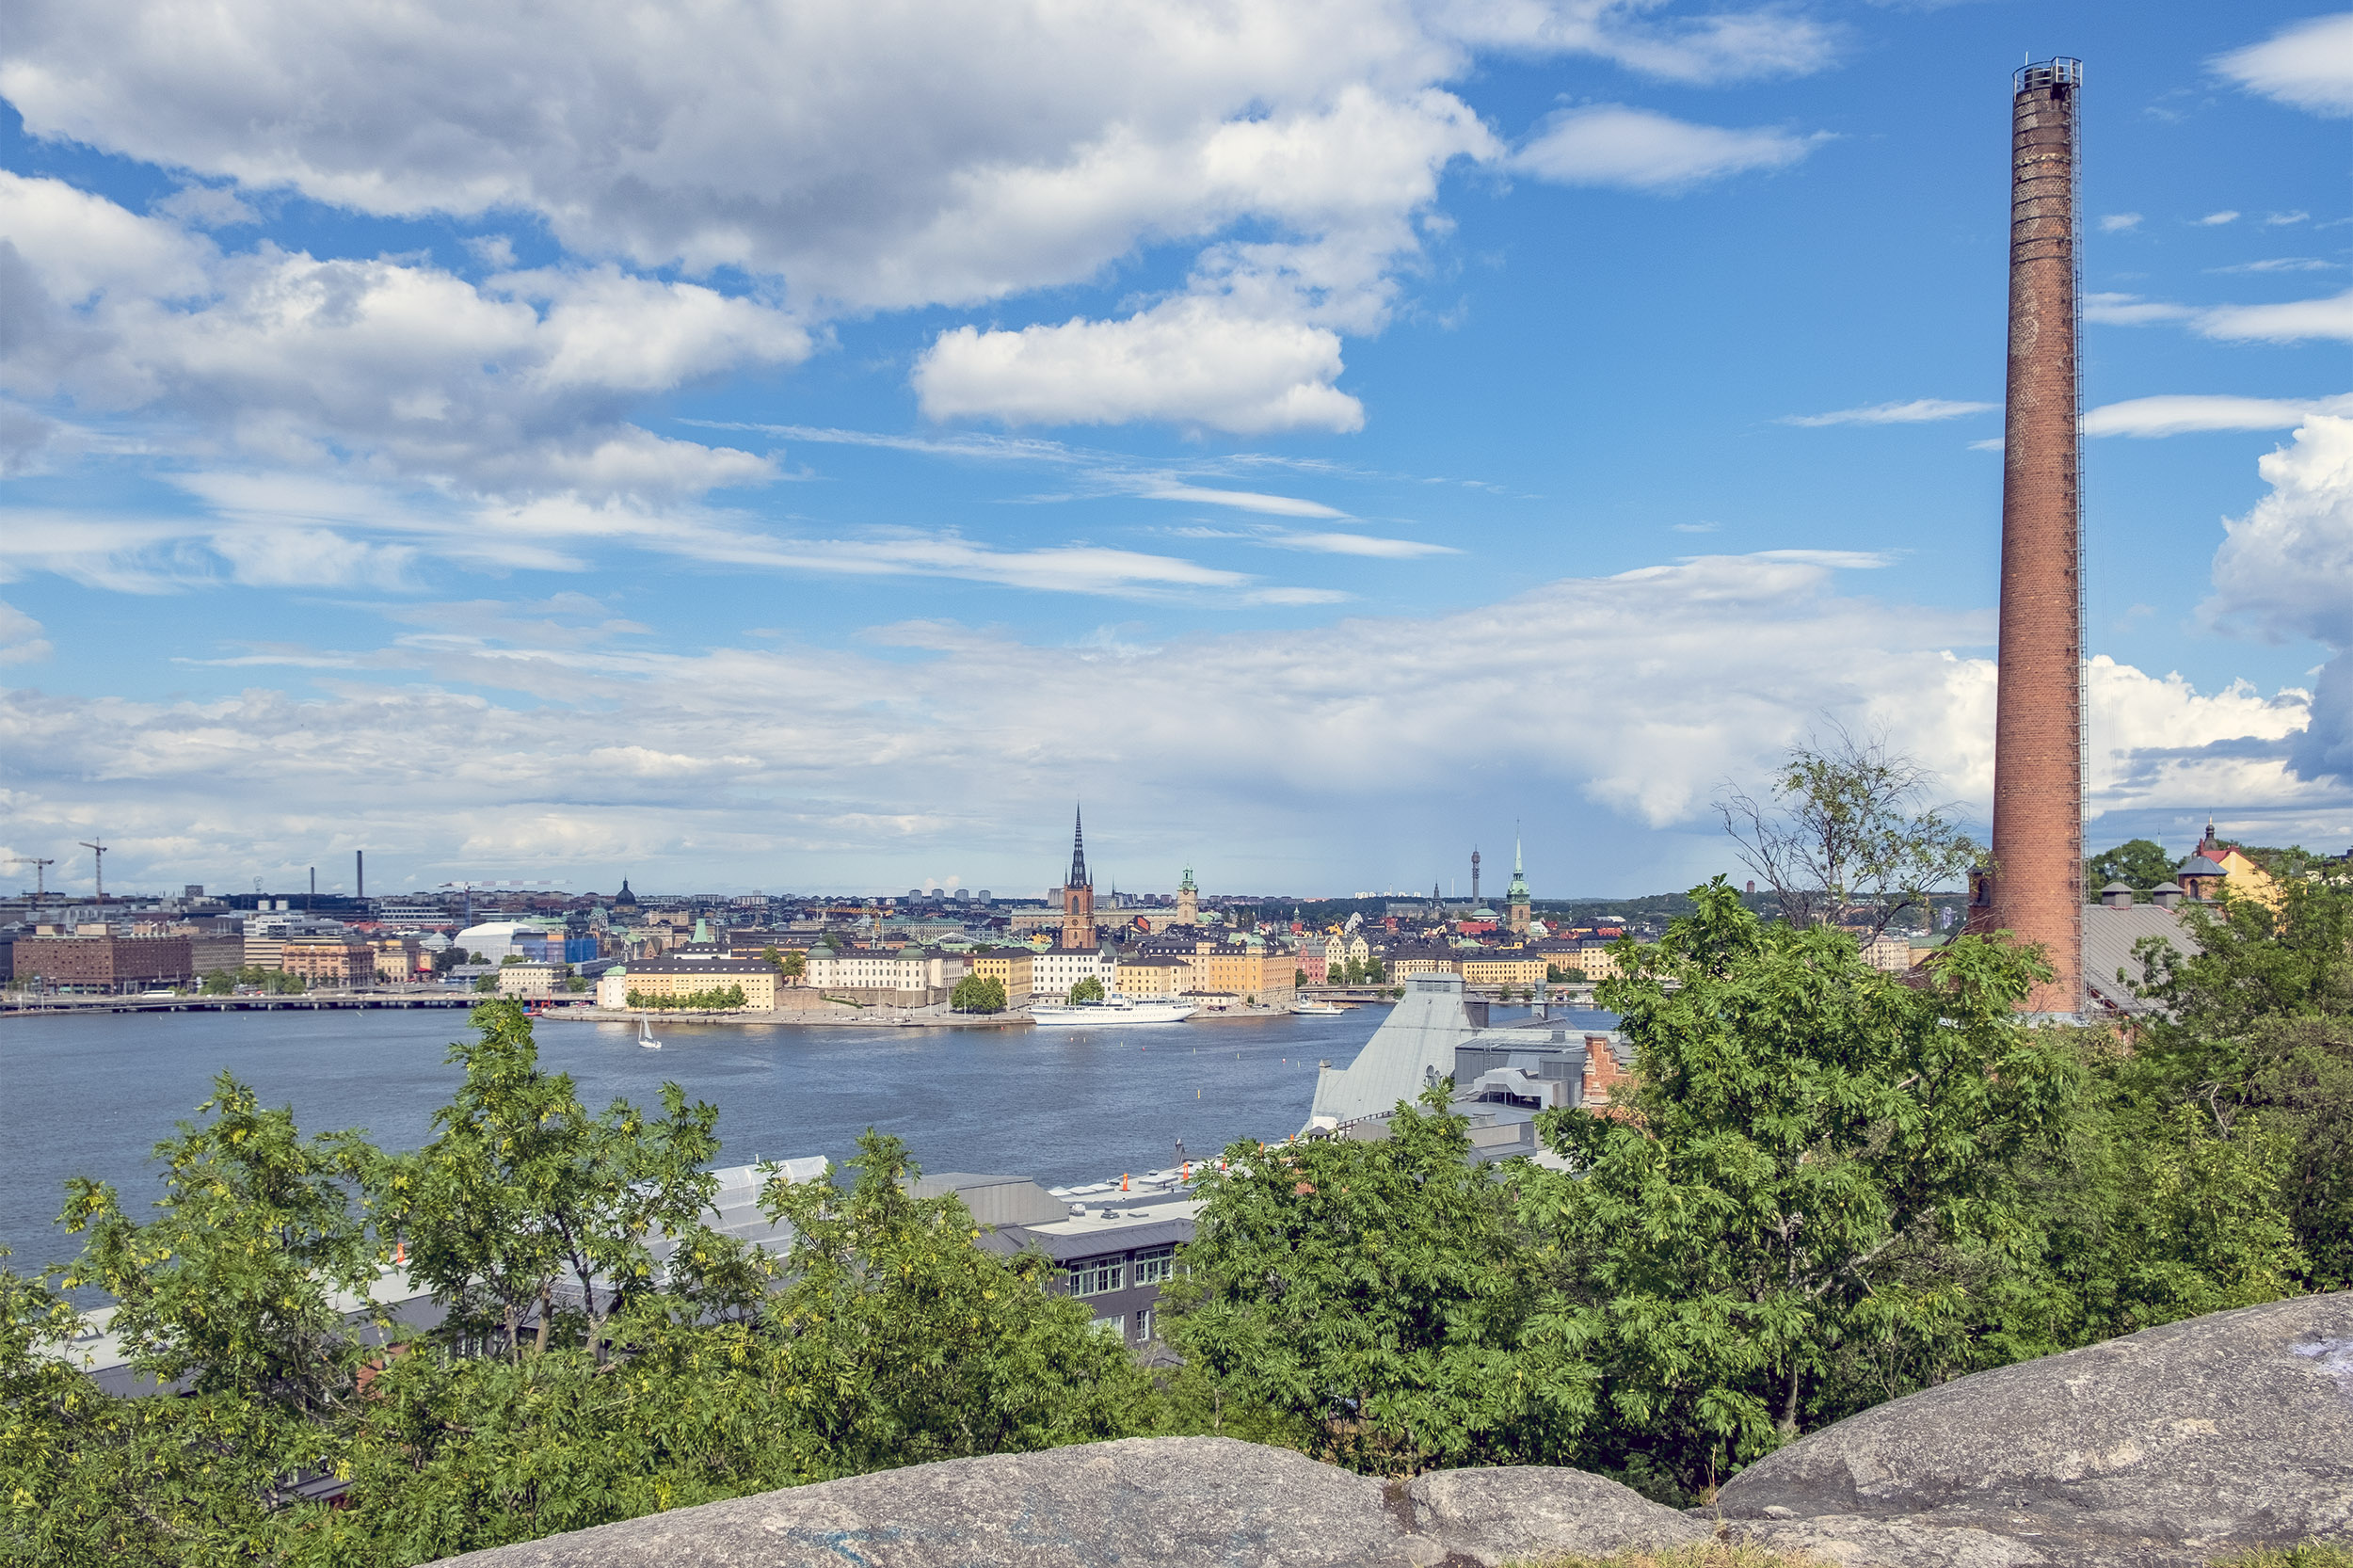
[1,0,2348,900]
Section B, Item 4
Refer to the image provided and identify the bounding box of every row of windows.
[1065,1245,1179,1297]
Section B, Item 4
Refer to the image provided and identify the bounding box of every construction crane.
[7,856,56,898]
[79,839,107,904]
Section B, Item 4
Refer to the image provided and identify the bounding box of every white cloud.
[2087,286,2353,344]
[2199,289,2353,344]
[1779,398,1995,427]
[1430,0,1838,85]
[0,600,53,664]
[0,3,1846,446]
[2099,213,2143,233]
[2085,291,2197,327]
[1136,485,1348,519]
[914,296,1367,434]
[3,549,2329,892]
[0,173,810,504]
[2084,393,2353,438]
[2217,12,2353,117]
[2265,210,2313,226]
[2203,414,2353,779]
[1258,531,1456,558]
[1514,104,1824,190]
[2197,210,2242,226]
[2207,258,2341,274]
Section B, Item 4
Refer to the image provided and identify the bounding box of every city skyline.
[2,2,2348,896]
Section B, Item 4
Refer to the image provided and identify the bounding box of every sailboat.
[637,1012,662,1049]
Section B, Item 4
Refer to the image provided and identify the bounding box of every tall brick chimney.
[1989,58,2085,1016]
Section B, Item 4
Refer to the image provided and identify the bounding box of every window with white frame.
[1131,1245,1176,1286]
[1066,1258,1125,1297]
[1091,1314,1126,1337]
[1134,1306,1155,1342]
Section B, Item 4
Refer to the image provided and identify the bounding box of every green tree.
[199,968,233,995]
[1067,974,1105,1003]
[1717,725,1979,935]
[1165,1095,1575,1474]
[951,974,1007,1013]
[2127,870,2353,1287]
[59,1074,384,1418]
[1295,968,1308,989]
[1363,957,1387,984]
[1513,879,2081,1496]
[750,1131,1152,1472]
[2084,838,2176,897]
[473,972,499,993]
[374,1002,724,1364]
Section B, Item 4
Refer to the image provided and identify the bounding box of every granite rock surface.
[1714,1291,2353,1566]
[1406,1464,1707,1565]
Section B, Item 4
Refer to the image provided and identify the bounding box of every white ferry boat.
[1030,996,1198,1026]
[1289,1000,1348,1016]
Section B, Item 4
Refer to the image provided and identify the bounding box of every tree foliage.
[2127,870,2353,1288]
[1067,975,1105,1003]
[951,974,1008,1013]
[2084,838,2176,897]
[1165,1095,1579,1475]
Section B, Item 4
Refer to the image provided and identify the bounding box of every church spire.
[1068,804,1090,888]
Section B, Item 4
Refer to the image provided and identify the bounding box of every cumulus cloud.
[2217,11,2353,117]
[1779,398,1995,427]
[1514,104,1824,189]
[2099,213,2143,233]
[3,550,2329,892]
[0,172,809,504]
[2204,415,2353,779]
[914,297,1367,433]
[2197,210,2242,226]
[2085,393,2353,438]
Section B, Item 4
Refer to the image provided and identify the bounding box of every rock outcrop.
[1715,1291,2353,1566]
[440,1293,2353,1568]
[442,1437,1701,1567]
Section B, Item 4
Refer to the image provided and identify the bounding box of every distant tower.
[1176,866,1198,926]
[1986,56,2086,1017]
[1506,839,1532,936]
[1061,806,1096,949]
[1471,847,1481,906]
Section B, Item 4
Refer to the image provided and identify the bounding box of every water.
[1,1002,1616,1279]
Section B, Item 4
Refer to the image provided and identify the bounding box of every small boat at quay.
[1030,997,1198,1026]
[1289,1000,1348,1016]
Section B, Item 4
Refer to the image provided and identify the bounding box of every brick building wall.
[17,935,194,992]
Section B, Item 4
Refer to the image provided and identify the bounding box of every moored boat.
[1030,996,1198,1026]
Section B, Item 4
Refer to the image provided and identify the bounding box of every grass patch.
[2210,1547,2353,1568]
[1513,1545,1834,1568]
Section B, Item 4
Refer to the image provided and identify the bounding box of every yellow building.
[1458,952,1547,988]
[2192,824,2281,911]
[622,957,778,1010]
[1193,944,1295,1002]
[1114,956,1189,998]
[969,948,1035,998]
[279,935,374,988]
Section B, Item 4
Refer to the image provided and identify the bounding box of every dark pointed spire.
[1069,804,1090,888]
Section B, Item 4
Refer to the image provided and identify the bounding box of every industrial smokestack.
[356,849,364,902]
[1989,57,2085,1017]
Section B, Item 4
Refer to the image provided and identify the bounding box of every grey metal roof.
[906,1173,1069,1227]
[979,1217,1196,1263]
[2083,902,2200,1015]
